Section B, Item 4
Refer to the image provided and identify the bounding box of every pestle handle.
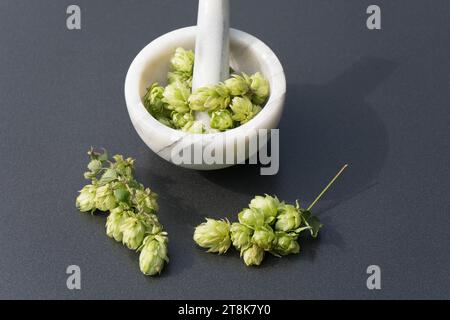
[192,0,230,127]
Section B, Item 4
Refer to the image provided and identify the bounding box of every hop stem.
[307,164,348,211]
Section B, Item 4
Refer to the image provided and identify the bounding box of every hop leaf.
[139,233,169,276]
[210,109,234,131]
[230,223,253,251]
[242,244,265,266]
[300,210,323,238]
[189,84,230,112]
[230,96,262,124]
[224,73,250,96]
[252,225,276,251]
[163,81,191,114]
[238,208,265,228]
[273,232,300,256]
[275,204,301,232]
[120,214,147,250]
[193,218,231,254]
[249,72,270,105]
[249,195,280,225]
[94,184,117,211]
[170,48,194,74]
[76,184,97,212]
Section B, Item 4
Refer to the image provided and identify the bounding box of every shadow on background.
[201,57,396,211]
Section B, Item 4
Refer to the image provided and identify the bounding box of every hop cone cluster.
[142,47,270,133]
[193,194,322,267]
[75,148,168,276]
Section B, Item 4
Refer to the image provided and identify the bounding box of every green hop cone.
[139,233,169,276]
[76,184,97,212]
[162,81,191,114]
[119,214,147,250]
[171,111,194,129]
[189,84,230,112]
[193,218,231,254]
[230,96,262,124]
[170,48,194,74]
[249,72,270,105]
[238,208,265,228]
[168,70,192,88]
[210,109,234,131]
[275,204,301,232]
[230,223,253,251]
[249,194,280,224]
[94,184,117,212]
[106,206,131,242]
[224,73,250,96]
[242,244,265,266]
[273,232,300,256]
[143,83,166,117]
[252,225,276,251]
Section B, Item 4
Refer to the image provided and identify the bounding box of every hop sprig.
[193,165,348,266]
[75,148,169,276]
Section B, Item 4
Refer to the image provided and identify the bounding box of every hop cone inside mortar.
[249,72,270,105]
[210,109,234,131]
[224,73,251,96]
[189,84,230,112]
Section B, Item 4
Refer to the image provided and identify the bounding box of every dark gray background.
[0,0,449,299]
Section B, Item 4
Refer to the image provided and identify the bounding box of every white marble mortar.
[124,26,286,170]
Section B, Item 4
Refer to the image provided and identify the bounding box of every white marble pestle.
[192,0,230,128]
